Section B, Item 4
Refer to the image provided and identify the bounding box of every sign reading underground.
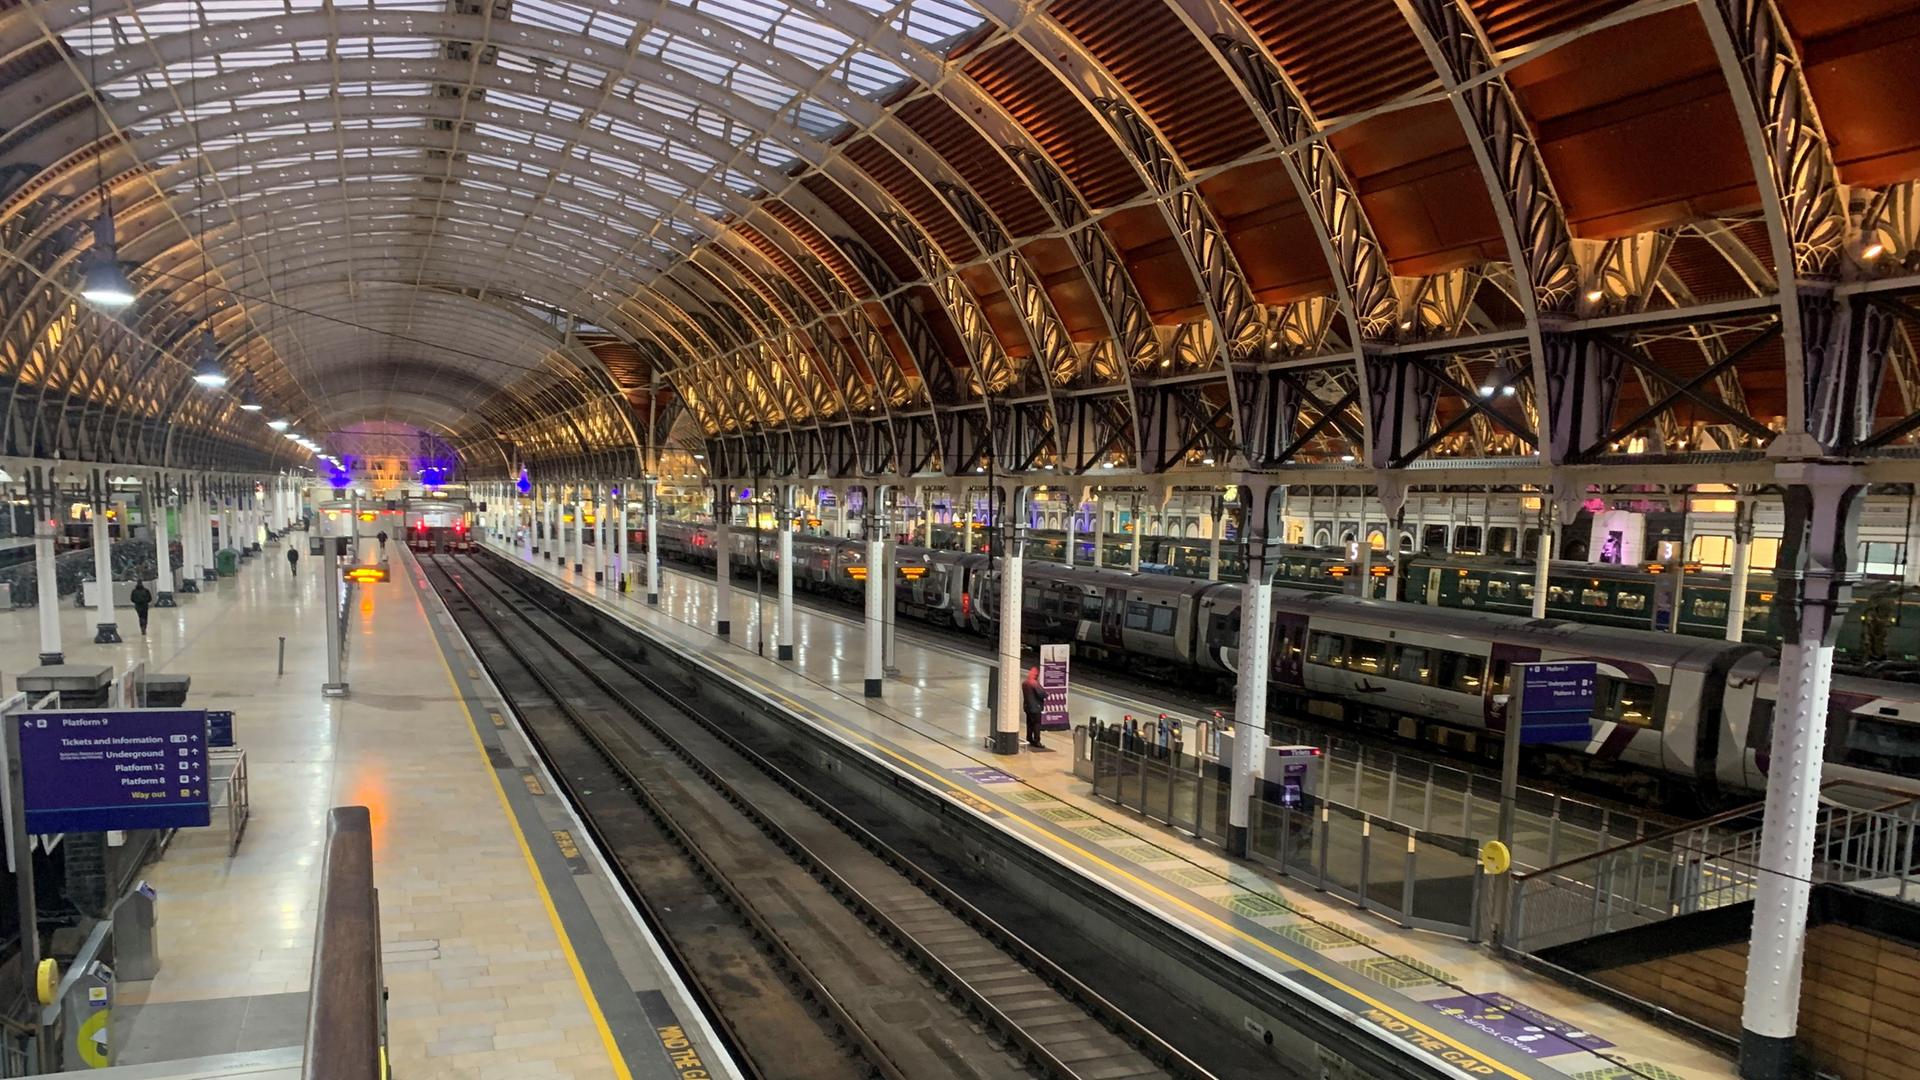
[17,709,212,833]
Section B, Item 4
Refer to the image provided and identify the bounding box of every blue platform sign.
[1517,662,1597,744]
[16,709,211,832]
[206,710,235,748]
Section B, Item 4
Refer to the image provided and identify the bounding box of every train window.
[1125,602,1152,631]
[1310,632,1347,666]
[1392,645,1430,684]
[1459,577,1482,595]
[1548,585,1575,605]
[1617,592,1647,613]
[1436,652,1485,694]
[1690,535,1733,571]
[1746,603,1772,625]
[1596,676,1660,728]
[1489,659,1513,697]
[1518,583,1534,601]
[1860,541,1906,577]
[1840,716,1920,772]
[1149,607,1176,636]
[1082,595,1103,620]
[1580,589,1610,608]
[1486,580,1511,600]
[1350,638,1386,674]
[1693,599,1728,620]
[1746,697,1775,750]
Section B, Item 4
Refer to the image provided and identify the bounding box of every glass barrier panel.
[1321,810,1367,901]
[1142,755,1171,822]
[1410,841,1478,929]
[1365,821,1411,915]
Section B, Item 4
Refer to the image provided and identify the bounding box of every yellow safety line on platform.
[720,658,1530,1080]
[423,579,636,1080]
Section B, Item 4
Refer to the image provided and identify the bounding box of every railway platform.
[488,533,1738,1080]
[0,533,733,1079]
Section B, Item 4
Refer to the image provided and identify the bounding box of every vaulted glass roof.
[18,0,985,439]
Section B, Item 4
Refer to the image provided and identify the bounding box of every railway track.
[423,554,1205,1080]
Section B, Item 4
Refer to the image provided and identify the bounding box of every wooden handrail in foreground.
[304,806,383,1080]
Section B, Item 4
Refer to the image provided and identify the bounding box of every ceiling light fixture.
[80,216,136,308]
[1584,287,1605,303]
[268,419,290,432]
[192,330,227,388]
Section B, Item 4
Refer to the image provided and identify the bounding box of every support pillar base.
[864,678,883,698]
[989,730,1020,756]
[94,623,122,644]
[322,683,350,698]
[201,570,217,582]
[38,652,64,666]
[646,592,658,606]
[178,579,199,594]
[716,620,730,638]
[574,562,583,573]
[154,593,176,608]
[1739,1031,1795,1080]
[594,571,603,583]
[777,644,794,661]
[1226,825,1249,858]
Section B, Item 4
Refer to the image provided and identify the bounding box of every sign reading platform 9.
[16,709,211,832]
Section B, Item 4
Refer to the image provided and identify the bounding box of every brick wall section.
[1591,924,1920,1080]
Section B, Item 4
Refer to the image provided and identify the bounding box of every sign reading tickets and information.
[17,709,211,833]
[1516,661,1598,745]
[1038,643,1072,730]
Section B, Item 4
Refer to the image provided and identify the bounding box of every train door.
[1275,613,1308,688]
[1425,567,1442,606]
[1483,641,1540,732]
[1101,586,1126,647]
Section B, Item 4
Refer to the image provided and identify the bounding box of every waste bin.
[215,548,240,577]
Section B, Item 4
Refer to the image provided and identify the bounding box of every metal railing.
[1264,719,1657,871]
[1079,728,1488,938]
[304,806,386,1080]
[1506,782,1920,955]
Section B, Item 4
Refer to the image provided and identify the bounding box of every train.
[650,519,1920,801]
[905,526,1920,669]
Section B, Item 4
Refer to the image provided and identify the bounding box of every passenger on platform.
[287,546,300,574]
[1021,665,1045,748]
[130,580,153,636]
[376,530,389,555]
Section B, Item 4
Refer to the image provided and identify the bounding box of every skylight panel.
[790,99,845,137]
[841,51,910,95]
[513,0,593,37]
[583,8,638,46]
[721,63,792,113]
[768,11,854,70]
[893,0,986,46]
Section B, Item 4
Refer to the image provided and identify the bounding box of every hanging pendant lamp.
[192,328,227,388]
[80,214,136,308]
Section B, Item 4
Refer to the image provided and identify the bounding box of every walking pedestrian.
[130,580,153,636]
[287,546,300,574]
[1021,664,1045,748]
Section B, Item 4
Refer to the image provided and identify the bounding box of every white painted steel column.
[220,499,235,561]
[962,492,975,553]
[775,490,795,661]
[1092,492,1107,569]
[1228,533,1277,857]
[1727,498,1754,641]
[1207,503,1224,582]
[990,485,1027,756]
[152,482,175,607]
[645,477,660,604]
[531,491,543,556]
[618,483,631,591]
[32,477,63,664]
[1531,523,1554,619]
[1130,495,1144,571]
[715,488,733,637]
[90,486,120,643]
[1739,464,1864,1079]
[202,486,218,580]
[179,482,201,590]
[593,485,608,583]
[1063,492,1077,568]
[863,488,887,698]
[572,488,586,573]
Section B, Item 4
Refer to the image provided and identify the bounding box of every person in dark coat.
[129,581,153,636]
[1021,664,1045,748]
[287,546,300,574]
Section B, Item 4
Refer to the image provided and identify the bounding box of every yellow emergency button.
[1478,840,1512,875]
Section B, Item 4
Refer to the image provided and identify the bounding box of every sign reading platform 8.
[1516,662,1598,745]
[18,710,211,832]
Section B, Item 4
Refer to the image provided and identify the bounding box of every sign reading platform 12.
[17,709,211,832]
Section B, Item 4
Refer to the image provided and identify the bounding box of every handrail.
[303,806,384,1080]
[1512,780,1917,882]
